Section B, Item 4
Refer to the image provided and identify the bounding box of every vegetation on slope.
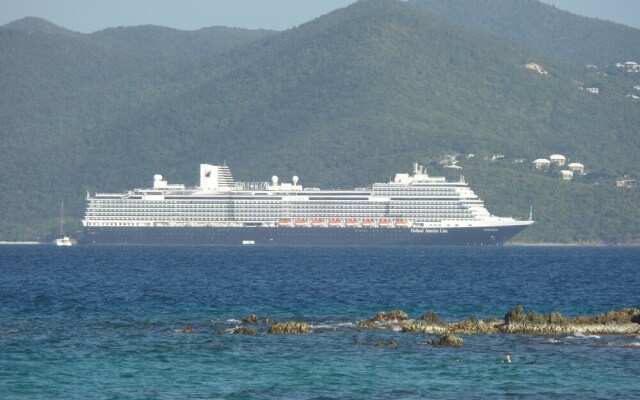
[409,0,640,65]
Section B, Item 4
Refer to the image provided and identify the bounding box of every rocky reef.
[267,321,311,334]
[499,305,640,335]
[369,306,640,336]
[208,307,640,339]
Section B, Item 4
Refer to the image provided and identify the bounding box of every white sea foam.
[225,319,241,324]
[310,324,334,329]
[567,332,599,340]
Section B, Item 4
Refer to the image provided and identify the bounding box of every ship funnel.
[200,164,235,192]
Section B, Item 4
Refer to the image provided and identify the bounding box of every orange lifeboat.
[362,219,374,227]
[395,219,408,227]
[379,219,392,227]
[278,219,291,226]
[328,219,342,227]
[345,219,358,227]
[295,219,308,227]
[311,219,325,227]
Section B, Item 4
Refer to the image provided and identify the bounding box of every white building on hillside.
[549,154,566,166]
[567,162,585,174]
[526,63,548,75]
[615,179,636,188]
[625,61,639,72]
[532,159,551,170]
[560,170,574,180]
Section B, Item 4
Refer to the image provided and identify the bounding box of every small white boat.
[55,201,73,246]
[56,235,73,246]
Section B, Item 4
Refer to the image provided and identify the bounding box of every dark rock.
[505,305,525,324]
[356,320,377,329]
[242,314,258,323]
[234,327,257,335]
[428,334,464,347]
[371,310,410,321]
[417,310,445,325]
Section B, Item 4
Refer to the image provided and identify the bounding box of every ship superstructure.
[82,163,533,245]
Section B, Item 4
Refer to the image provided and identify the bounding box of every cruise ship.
[81,163,533,245]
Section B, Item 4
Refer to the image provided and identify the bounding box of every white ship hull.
[82,162,533,246]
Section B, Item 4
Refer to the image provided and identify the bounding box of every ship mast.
[59,201,65,236]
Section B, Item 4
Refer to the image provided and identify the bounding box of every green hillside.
[0,0,638,243]
[409,0,640,65]
[0,19,274,240]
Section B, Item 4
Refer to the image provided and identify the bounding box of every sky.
[1,0,639,33]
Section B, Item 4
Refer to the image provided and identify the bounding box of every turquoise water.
[1,245,639,399]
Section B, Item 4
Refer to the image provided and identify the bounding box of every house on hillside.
[549,154,566,166]
[532,159,551,170]
[615,179,636,188]
[585,87,599,94]
[634,85,640,91]
[525,63,548,75]
[567,162,585,175]
[625,61,639,72]
[560,170,574,180]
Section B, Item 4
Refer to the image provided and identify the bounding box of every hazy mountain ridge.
[409,0,640,65]
[0,0,638,243]
[87,25,275,58]
[2,16,80,37]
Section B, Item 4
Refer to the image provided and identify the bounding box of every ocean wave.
[309,324,334,330]
[601,341,640,348]
[566,332,601,340]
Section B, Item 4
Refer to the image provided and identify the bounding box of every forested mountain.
[2,16,79,37]
[1,0,638,243]
[0,17,274,239]
[88,25,274,58]
[409,0,640,65]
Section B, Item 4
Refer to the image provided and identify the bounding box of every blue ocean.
[1,245,639,399]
